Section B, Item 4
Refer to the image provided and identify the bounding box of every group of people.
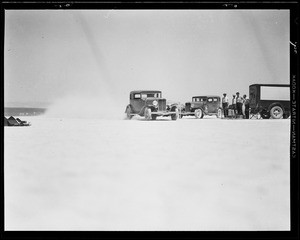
[221,92,250,119]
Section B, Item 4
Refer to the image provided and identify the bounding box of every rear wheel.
[144,107,152,120]
[217,108,222,118]
[194,109,203,119]
[270,106,283,119]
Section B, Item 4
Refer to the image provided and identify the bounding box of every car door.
[207,97,219,113]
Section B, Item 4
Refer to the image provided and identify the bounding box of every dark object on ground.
[4,117,9,126]
[4,116,31,126]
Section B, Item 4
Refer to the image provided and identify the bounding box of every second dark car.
[180,95,222,119]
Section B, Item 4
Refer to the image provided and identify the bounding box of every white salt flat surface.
[4,116,290,230]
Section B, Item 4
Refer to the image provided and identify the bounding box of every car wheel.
[171,108,179,120]
[217,108,222,118]
[126,106,132,119]
[194,109,203,119]
[270,106,283,119]
[144,107,152,120]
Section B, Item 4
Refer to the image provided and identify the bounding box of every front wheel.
[270,106,283,119]
[171,108,179,120]
[126,106,133,120]
[194,109,203,119]
[144,107,152,120]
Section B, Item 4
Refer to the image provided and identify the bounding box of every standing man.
[222,93,229,118]
[243,94,250,119]
[236,92,243,115]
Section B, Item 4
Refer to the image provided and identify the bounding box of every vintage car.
[180,95,222,119]
[125,90,179,120]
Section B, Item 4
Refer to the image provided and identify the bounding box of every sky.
[4,10,290,108]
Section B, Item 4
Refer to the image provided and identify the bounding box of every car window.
[134,93,141,99]
[208,98,213,102]
[193,97,207,102]
[213,98,218,102]
[141,94,147,99]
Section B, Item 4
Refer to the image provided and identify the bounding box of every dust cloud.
[44,91,126,120]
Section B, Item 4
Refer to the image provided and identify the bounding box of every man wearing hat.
[222,93,229,118]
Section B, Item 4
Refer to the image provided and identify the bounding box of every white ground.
[4,115,290,231]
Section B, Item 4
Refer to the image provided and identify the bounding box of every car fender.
[170,105,178,111]
[125,104,133,113]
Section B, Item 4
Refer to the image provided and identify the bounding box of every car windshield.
[141,93,161,99]
[193,97,206,102]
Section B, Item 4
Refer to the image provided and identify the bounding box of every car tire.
[270,106,283,119]
[194,109,203,119]
[126,106,132,120]
[151,114,157,120]
[217,108,222,118]
[144,107,152,120]
[171,108,179,120]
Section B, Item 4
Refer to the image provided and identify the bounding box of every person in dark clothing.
[243,94,250,119]
[222,93,229,118]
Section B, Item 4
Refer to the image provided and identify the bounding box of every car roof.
[250,84,290,87]
[192,95,220,98]
[130,90,162,94]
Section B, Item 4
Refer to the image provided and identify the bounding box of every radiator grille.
[158,99,166,111]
